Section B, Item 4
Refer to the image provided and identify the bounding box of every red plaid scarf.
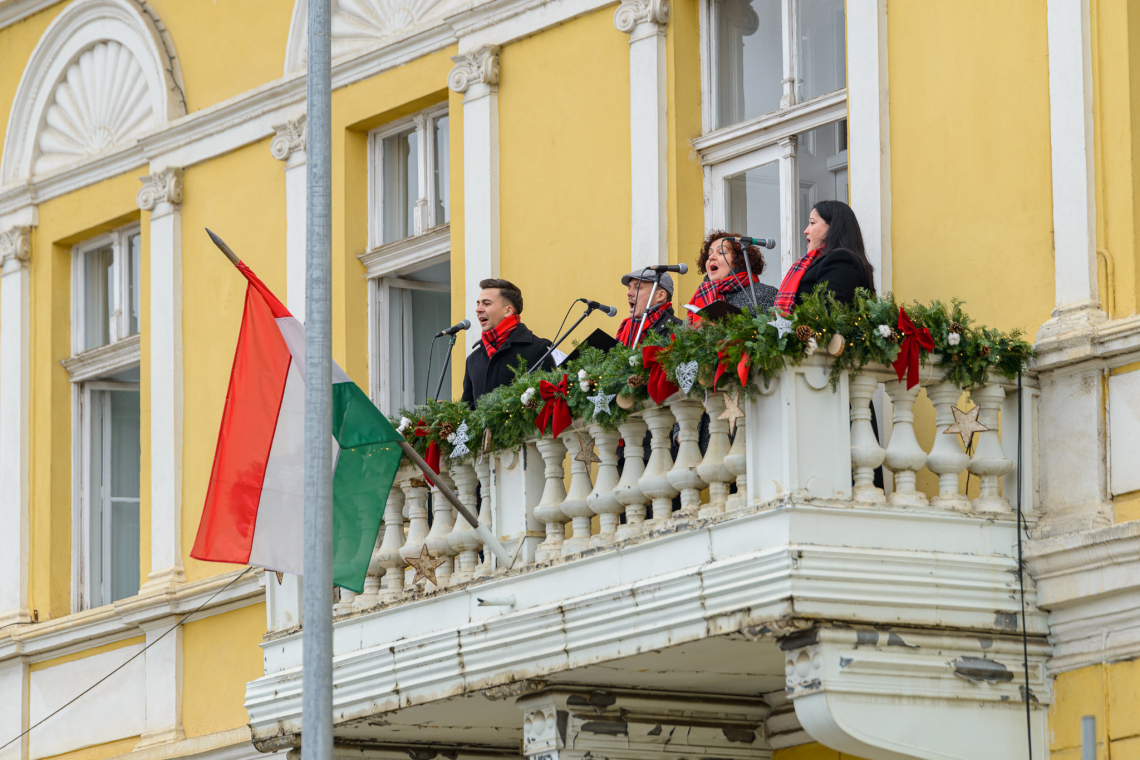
[616,303,670,347]
[686,270,760,326]
[773,248,823,316]
[481,314,519,358]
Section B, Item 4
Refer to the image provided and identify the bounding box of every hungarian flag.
[190,261,404,592]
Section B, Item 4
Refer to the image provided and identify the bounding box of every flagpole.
[303,2,333,760]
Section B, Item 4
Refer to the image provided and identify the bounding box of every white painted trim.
[271,116,308,321]
[0,0,185,184]
[367,104,449,250]
[60,334,141,384]
[0,0,58,31]
[692,89,847,166]
[359,225,451,280]
[136,616,184,748]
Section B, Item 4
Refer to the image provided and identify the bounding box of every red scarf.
[773,249,823,316]
[686,270,760,326]
[616,303,670,347]
[481,314,519,358]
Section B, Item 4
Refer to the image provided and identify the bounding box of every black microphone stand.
[631,266,661,350]
[433,333,458,400]
[528,300,600,373]
[737,246,761,310]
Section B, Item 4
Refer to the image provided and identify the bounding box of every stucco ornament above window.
[0,0,184,184]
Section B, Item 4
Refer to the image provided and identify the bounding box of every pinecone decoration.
[979,345,992,358]
[438,421,455,439]
[949,321,963,334]
[523,398,540,410]
[890,328,902,344]
[628,374,646,389]
[795,325,814,342]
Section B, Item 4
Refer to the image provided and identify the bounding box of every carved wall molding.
[270,115,308,162]
[0,226,33,270]
[447,45,500,94]
[613,0,669,34]
[137,167,183,211]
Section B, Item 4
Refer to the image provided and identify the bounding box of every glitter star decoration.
[407,544,445,587]
[449,421,470,459]
[768,315,794,339]
[574,432,601,464]
[586,390,616,418]
[944,404,988,450]
[719,390,745,434]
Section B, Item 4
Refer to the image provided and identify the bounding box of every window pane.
[88,391,106,607]
[714,0,782,129]
[128,233,141,337]
[410,289,452,404]
[796,0,846,103]
[109,389,140,602]
[433,115,450,227]
[388,289,405,412]
[795,120,848,258]
[84,246,114,350]
[725,160,782,289]
[382,128,419,244]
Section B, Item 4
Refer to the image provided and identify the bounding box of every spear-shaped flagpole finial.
[205,228,241,267]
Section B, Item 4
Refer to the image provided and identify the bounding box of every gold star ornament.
[407,544,445,587]
[718,390,745,434]
[574,433,601,464]
[944,404,988,449]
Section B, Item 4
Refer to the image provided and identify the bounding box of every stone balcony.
[245,357,1050,760]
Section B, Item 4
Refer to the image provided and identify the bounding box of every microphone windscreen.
[459,319,472,330]
[676,262,688,274]
[605,306,617,317]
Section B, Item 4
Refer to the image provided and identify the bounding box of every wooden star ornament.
[407,544,445,587]
[574,433,601,464]
[718,390,745,434]
[944,404,988,449]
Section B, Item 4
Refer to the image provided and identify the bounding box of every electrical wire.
[1016,369,1033,759]
[0,566,255,753]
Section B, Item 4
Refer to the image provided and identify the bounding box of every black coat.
[795,250,874,305]
[644,305,684,340]
[461,322,554,407]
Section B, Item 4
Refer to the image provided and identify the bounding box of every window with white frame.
[365,103,453,415]
[698,0,848,288]
[67,224,142,610]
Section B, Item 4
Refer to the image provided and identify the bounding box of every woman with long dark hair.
[773,200,876,314]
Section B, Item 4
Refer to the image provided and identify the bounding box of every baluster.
[614,415,650,541]
[849,374,886,503]
[723,411,748,511]
[333,588,356,615]
[352,520,386,611]
[533,436,569,561]
[883,379,929,507]
[665,397,707,521]
[697,393,733,517]
[969,384,1013,511]
[399,481,431,586]
[587,425,622,547]
[639,404,679,529]
[926,382,971,510]
[472,457,493,578]
[448,462,481,584]
[376,483,407,599]
[424,470,458,586]
[560,428,596,555]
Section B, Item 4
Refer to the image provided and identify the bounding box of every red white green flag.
[190,261,403,592]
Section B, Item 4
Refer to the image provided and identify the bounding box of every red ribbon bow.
[891,308,935,390]
[713,345,751,392]
[413,419,441,474]
[535,374,572,438]
[641,345,680,404]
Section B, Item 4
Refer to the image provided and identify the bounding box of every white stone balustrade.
[969,384,1013,511]
[587,425,622,546]
[697,392,733,517]
[666,396,707,520]
[559,427,596,556]
[352,519,386,611]
[926,382,971,510]
[399,482,431,586]
[639,404,678,528]
[375,482,407,599]
[533,436,569,562]
[723,409,748,511]
[424,471,458,586]
[849,374,886,503]
[472,457,493,578]
[883,379,929,507]
[448,462,481,584]
[614,415,650,541]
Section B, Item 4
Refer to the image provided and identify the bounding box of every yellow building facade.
[0,1,1138,759]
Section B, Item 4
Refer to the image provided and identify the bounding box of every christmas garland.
[392,286,1035,465]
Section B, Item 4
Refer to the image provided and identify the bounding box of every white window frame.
[696,0,847,276]
[65,222,144,612]
[367,103,450,250]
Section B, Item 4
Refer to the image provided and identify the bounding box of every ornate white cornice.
[137,167,183,211]
[447,45,500,94]
[613,0,669,33]
[0,225,32,270]
[60,333,141,384]
[270,115,308,162]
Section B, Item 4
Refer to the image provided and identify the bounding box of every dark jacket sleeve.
[461,358,475,408]
[799,251,870,304]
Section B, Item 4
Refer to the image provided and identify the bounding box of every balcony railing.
[280,356,1034,621]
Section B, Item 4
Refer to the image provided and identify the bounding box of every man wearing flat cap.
[616,270,683,347]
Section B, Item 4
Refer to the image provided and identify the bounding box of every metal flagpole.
[303,1,333,760]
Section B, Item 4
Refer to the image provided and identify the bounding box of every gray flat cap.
[620,269,674,295]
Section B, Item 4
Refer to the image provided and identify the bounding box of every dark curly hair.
[697,231,766,278]
[479,278,524,315]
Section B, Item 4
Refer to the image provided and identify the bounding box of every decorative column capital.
[0,226,32,270]
[614,0,670,34]
[137,168,183,213]
[270,115,308,162]
[448,45,500,94]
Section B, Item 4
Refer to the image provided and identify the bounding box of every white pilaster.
[0,657,29,760]
[138,169,185,592]
[1042,0,1104,335]
[135,615,183,748]
[449,46,500,352]
[0,225,33,629]
[271,115,308,323]
[615,0,669,272]
[846,0,892,294]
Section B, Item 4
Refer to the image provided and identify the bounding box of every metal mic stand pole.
[433,333,458,399]
[738,244,761,311]
[631,273,660,350]
[528,304,597,373]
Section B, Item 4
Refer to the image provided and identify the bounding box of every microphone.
[434,319,471,338]
[731,236,776,249]
[644,263,688,274]
[582,299,618,317]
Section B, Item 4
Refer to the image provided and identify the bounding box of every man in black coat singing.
[461,278,554,407]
